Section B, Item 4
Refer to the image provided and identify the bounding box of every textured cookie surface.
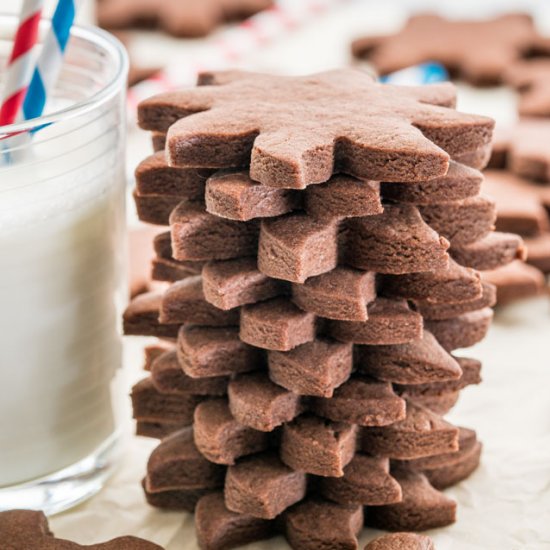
[365,469,457,531]
[138,69,493,187]
[284,498,363,550]
[195,492,275,550]
[365,532,435,550]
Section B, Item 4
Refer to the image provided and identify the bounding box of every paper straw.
[22,0,82,121]
[0,0,44,126]
[126,0,346,112]
[381,62,449,85]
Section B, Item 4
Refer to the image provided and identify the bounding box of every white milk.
[0,106,126,486]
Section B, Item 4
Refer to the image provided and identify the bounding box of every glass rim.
[0,14,128,134]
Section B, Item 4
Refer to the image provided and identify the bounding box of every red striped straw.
[0,0,44,126]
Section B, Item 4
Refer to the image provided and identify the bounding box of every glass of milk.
[0,17,128,513]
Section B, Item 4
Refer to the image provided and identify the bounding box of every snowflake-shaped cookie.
[352,13,544,86]
[139,69,493,188]
[97,0,272,38]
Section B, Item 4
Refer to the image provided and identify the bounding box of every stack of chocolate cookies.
[124,69,523,549]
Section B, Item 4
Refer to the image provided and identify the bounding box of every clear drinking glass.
[0,16,128,514]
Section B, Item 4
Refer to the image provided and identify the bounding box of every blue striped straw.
[22,0,81,121]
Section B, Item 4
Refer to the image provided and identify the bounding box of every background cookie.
[97,0,273,38]
[352,13,547,86]
[505,58,550,118]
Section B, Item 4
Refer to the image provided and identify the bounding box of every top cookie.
[352,13,544,86]
[97,0,273,38]
[138,69,493,188]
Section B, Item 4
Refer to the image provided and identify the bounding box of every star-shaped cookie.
[138,69,493,188]
[97,0,273,38]
[0,509,162,549]
[352,13,546,86]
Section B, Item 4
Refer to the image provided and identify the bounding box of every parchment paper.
[51,1,550,548]
[50,298,550,549]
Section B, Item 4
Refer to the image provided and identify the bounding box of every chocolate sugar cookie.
[142,481,212,512]
[425,307,493,351]
[327,298,423,346]
[131,377,204,427]
[98,0,273,38]
[414,281,496,320]
[195,492,276,550]
[170,200,259,261]
[418,195,496,246]
[482,260,546,305]
[524,233,550,273]
[382,160,483,205]
[352,13,544,85]
[291,267,376,322]
[177,325,262,378]
[150,350,228,395]
[268,338,353,398]
[382,258,482,304]
[310,376,406,427]
[123,291,179,339]
[361,401,459,459]
[133,190,185,226]
[258,214,340,283]
[395,356,482,403]
[358,331,462,385]
[304,175,382,220]
[202,257,286,311]
[365,532,435,550]
[205,170,301,221]
[0,509,162,549]
[224,453,307,519]
[284,499,363,550]
[159,276,239,326]
[228,372,303,432]
[145,427,225,493]
[280,414,358,477]
[317,454,402,506]
[193,399,269,465]
[483,170,550,236]
[505,119,550,182]
[138,69,492,187]
[345,204,450,274]
[450,231,525,271]
[135,151,209,199]
[505,58,550,118]
[366,469,457,531]
[397,427,482,490]
[240,297,317,351]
